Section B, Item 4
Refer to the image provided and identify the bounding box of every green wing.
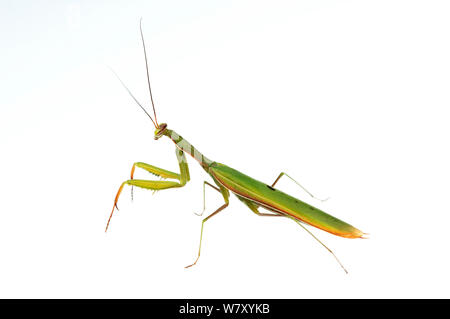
[209,163,364,238]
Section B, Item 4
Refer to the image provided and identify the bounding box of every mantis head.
[154,123,168,140]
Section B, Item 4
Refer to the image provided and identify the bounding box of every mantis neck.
[166,129,213,170]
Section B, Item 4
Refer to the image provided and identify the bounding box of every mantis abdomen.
[210,162,364,239]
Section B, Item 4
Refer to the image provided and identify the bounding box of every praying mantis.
[106,21,366,273]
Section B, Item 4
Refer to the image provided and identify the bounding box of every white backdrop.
[1,0,449,298]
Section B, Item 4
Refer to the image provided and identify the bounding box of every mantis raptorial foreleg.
[271,172,329,202]
[185,185,230,268]
[130,148,190,199]
[105,148,190,231]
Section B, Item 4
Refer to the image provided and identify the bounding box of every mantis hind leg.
[240,197,348,274]
[238,197,283,217]
[106,147,190,232]
[271,172,329,202]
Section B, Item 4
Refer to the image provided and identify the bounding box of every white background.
[1,0,449,298]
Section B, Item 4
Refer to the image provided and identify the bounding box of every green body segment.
[209,162,364,239]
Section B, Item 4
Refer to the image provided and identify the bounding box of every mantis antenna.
[139,18,159,128]
[108,19,160,129]
[109,67,158,129]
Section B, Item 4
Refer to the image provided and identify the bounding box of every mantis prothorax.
[106,20,367,273]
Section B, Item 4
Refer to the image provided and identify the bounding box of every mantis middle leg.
[195,181,221,216]
[185,184,230,268]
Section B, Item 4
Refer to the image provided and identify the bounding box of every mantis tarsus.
[106,20,366,273]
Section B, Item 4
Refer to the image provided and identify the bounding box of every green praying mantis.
[106,21,366,273]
